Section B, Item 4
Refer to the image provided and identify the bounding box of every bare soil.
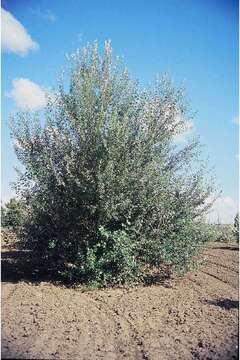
[1,232,239,360]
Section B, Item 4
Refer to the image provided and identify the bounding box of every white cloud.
[77,33,83,42]
[207,196,238,224]
[174,120,194,143]
[233,116,239,125]
[6,78,46,110]
[32,8,56,23]
[1,8,39,56]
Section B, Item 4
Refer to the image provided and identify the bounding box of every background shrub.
[208,224,236,243]
[11,41,215,286]
[1,198,25,228]
[234,213,239,242]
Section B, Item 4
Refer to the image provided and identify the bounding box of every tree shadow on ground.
[202,298,239,310]
[210,246,239,251]
[1,248,62,284]
[142,267,174,288]
[1,247,173,289]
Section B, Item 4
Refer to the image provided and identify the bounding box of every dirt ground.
[1,233,239,360]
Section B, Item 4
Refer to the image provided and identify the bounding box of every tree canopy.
[11,41,215,286]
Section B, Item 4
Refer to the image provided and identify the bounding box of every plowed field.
[1,235,239,360]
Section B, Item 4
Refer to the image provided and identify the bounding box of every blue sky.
[1,0,239,223]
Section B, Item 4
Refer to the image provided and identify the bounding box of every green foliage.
[62,226,140,286]
[1,198,25,228]
[11,41,215,286]
[234,213,239,242]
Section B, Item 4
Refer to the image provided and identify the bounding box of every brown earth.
[1,232,239,360]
